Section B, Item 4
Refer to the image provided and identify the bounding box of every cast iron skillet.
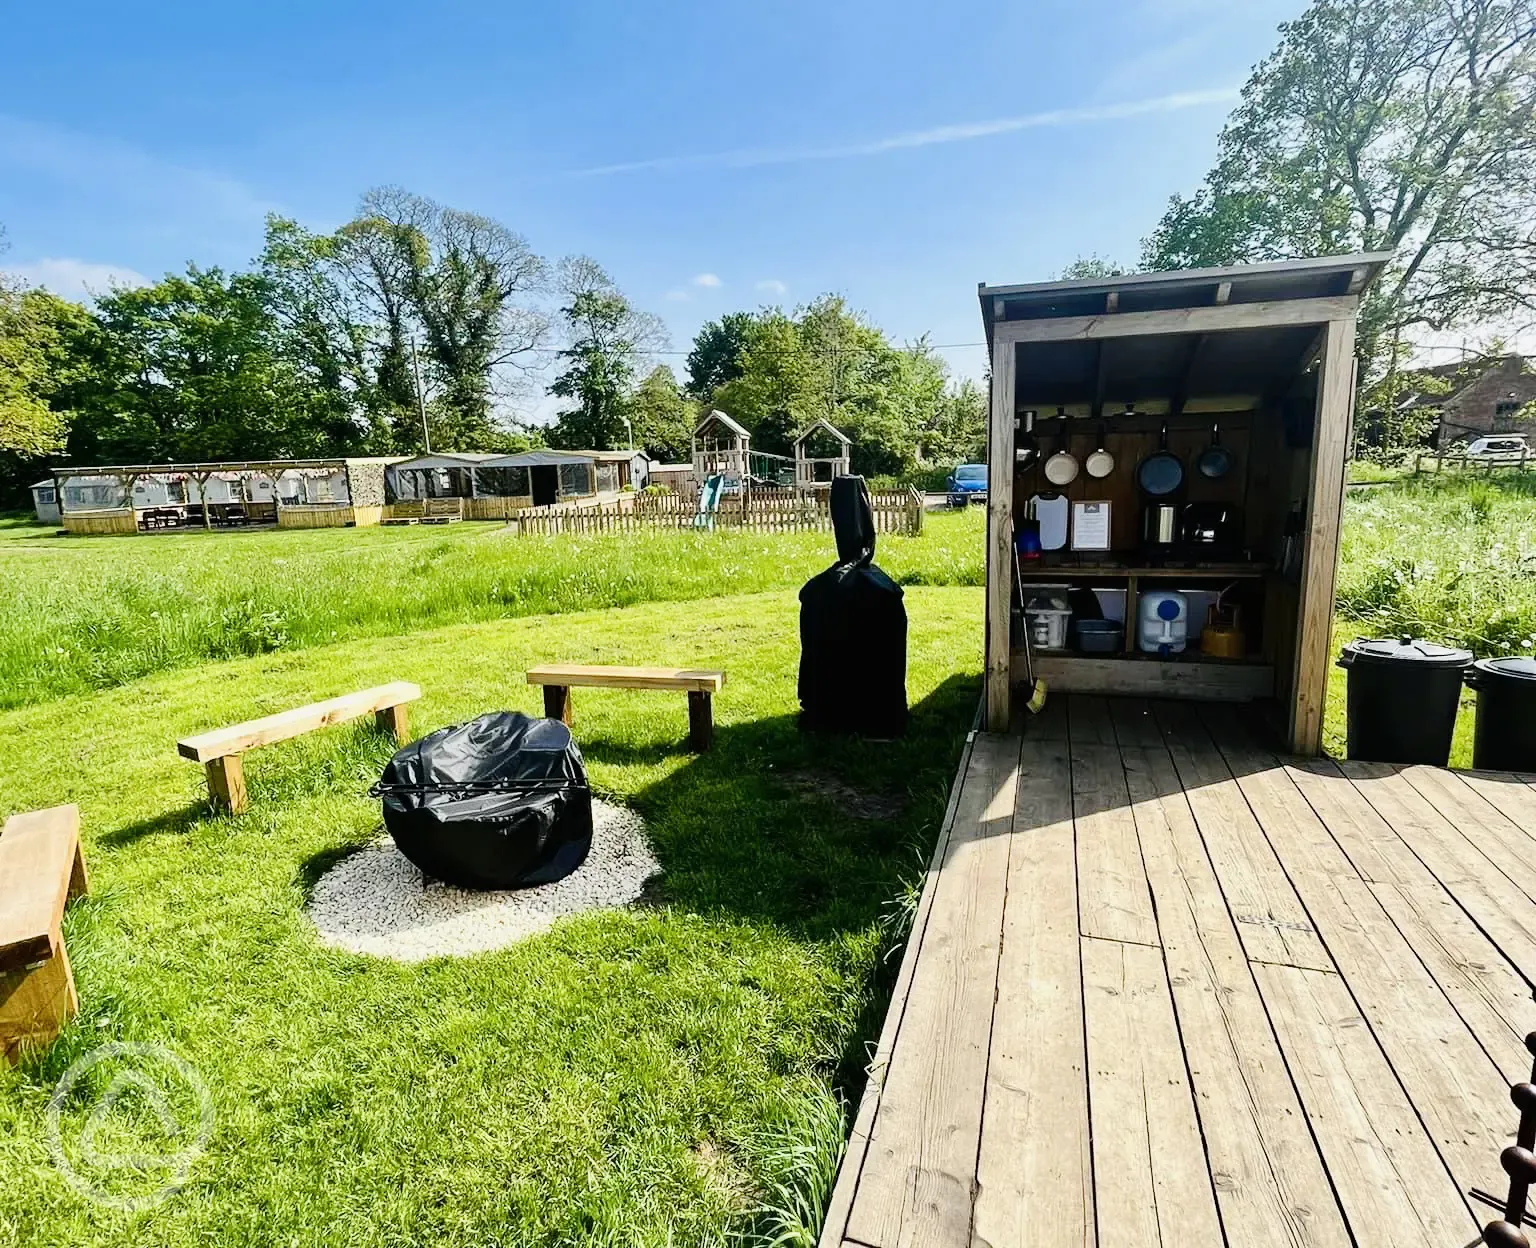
[1197,422,1233,480]
[1137,422,1185,497]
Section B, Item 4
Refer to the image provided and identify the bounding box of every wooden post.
[205,754,247,815]
[687,691,714,751]
[374,703,409,742]
[1288,316,1356,755]
[543,685,573,725]
[985,337,1017,732]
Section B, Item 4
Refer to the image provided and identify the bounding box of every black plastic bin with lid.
[1466,658,1536,771]
[1337,637,1472,766]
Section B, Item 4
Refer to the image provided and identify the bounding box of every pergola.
[50,459,353,528]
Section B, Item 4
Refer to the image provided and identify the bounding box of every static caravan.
[978,252,1389,754]
[29,480,60,524]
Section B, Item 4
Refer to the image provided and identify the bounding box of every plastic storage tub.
[1073,618,1123,653]
[1337,637,1472,765]
[1466,657,1536,771]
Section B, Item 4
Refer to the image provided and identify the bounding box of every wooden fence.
[504,487,924,538]
[1415,450,1533,475]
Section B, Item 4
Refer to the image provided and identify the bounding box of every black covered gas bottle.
[798,475,908,737]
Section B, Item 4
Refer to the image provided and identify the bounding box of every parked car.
[1465,434,1530,460]
[946,464,988,506]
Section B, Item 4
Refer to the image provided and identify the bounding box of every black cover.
[374,711,593,890]
[798,476,908,737]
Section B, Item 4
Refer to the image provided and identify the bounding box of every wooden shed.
[980,252,1390,753]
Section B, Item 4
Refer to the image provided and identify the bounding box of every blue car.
[946,463,988,506]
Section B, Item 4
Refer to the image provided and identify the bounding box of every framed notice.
[1071,501,1112,551]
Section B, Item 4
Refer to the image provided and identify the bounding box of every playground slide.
[693,474,724,529]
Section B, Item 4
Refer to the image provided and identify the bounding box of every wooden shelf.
[1012,650,1275,701]
[1014,562,1268,579]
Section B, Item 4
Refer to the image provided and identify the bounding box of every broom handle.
[1014,545,1035,689]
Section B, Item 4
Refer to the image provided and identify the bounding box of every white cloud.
[755,279,788,296]
[568,87,1241,177]
[664,288,691,302]
[691,272,723,288]
[4,257,149,303]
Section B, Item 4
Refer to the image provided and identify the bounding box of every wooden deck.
[820,695,1536,1248]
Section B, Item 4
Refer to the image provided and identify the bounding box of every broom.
[1014,545,1048,716]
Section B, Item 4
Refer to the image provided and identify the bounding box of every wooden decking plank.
[1367,878,1536,1085]
[845,732,1021,1248]
[1400,765,1536,905]
[1252,963,1480,1247]
[1282,759,1404,886]
[973,735,1093,1248]
[1342,762,1536,985]
[818,735,978,1248]
[1105,696,1163,749]
[1071,743,1159,947]
[1458,770,1536,839]
[1121,744,1352,1248]
[1020,692,1070,741]
[1067,694,1117,745]
[1152,706,1331,972]
[1081,936,1223,1248]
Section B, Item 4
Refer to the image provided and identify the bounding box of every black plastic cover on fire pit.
[373,711,593,890]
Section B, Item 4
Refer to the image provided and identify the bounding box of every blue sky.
[0,0,1305,409]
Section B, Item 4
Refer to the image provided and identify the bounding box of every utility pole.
[409,334,432,454]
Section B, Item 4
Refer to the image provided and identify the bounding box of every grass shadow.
[97,802,205,848]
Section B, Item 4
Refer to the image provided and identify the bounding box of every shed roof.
[483,449,600,469]
[47,457,394,479]
[694,410,750,440]
[388,453,505,472]
[979,252,1393,413]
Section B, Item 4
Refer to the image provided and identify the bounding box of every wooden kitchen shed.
[980,252,1391,753]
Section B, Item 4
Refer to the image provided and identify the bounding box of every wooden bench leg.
[375,703,409,743]
[688,691,713,752]
[0,945,77,1065]
[205,754,247,815]
[543,685,573,726]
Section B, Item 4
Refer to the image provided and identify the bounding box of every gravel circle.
[307,799,659,962]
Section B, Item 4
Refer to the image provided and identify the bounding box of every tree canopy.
[1143,0,1536,366]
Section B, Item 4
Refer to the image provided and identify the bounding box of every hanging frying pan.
[1043,411,1079,486]
[1085,423,1116,479]
[1136,422,1185,497]
[1196,422,1233,480]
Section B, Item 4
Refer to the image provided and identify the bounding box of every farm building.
[42,458,401,534]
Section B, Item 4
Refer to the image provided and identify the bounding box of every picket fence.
[502,487,924,538]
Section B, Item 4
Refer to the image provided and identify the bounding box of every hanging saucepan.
[1085,422,1115,479]
[1136,422,1185,497]
[1043,410,1079,486]
[1197,422,1233,480]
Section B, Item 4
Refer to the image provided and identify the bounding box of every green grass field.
[0,476,1527,1244]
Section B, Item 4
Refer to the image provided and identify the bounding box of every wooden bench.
[177,682,421,814]
[526,664,726,751]
[0,805,88,1063]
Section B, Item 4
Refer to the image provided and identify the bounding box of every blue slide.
[693,474,724,529]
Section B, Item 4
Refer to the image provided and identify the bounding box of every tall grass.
[1335,475,1536,655]
[0,511,983,708]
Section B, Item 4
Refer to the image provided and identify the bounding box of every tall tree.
[685,311,755,398]
[0,281,85,460]
[1143,0,1536,363]
[547,260,666,450]
[626,365,695,461]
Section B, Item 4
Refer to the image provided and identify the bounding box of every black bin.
[1337,637,1471,766]
[1467,658,1536,771]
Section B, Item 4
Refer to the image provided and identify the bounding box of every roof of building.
[48,457,407,479]
[694,409,750,440]
[977,252,1393,412]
